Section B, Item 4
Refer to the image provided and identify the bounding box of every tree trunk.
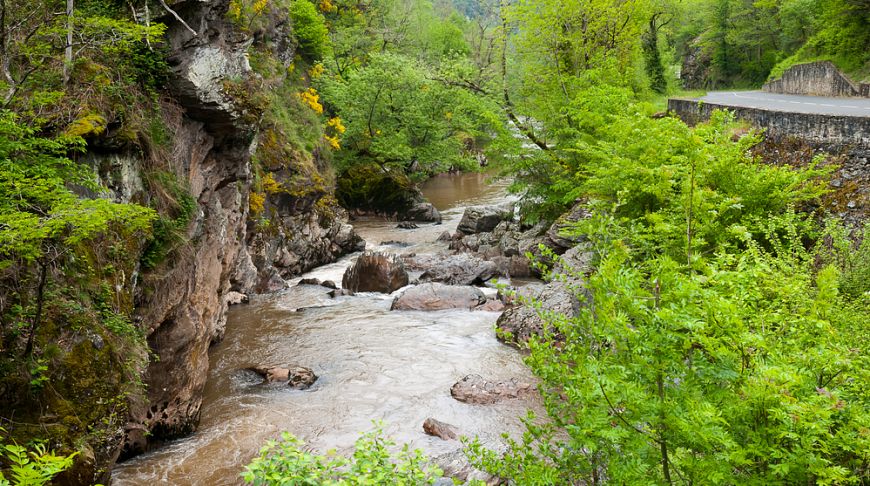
[64,0,73,85]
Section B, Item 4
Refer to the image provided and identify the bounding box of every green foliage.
[467,83,869,483]
[0,111,155,267]
[242,425,443,485]
[318,52,499,178]
[0,431,76,486]
[140,172,196,270]
[290,0,331,60]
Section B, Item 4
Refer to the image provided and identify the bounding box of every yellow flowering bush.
[324,134,341,150]
[327,116,345,134]
[308,63,325,79]
[249,191,266,214]
[262,172,283,193]
[319,0,338,13]
[298,88,323,114]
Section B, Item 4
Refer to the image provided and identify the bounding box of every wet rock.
[391,283,486,311]
[496,281,585,347]
[436,231,453,242]
[397,221,419,229]
[328,288,353,298]
[457,203,515,235]
[417,253,499,285]
[320,280,337,289]
[451,374,534,404]
[405,201,443,223]
[225,291,249,305]
[342,251,409,294]
[380,240,411,247]
[423,418,460,441]
[434,449,501,484]
[298,277,322,286]
[544,202,592,253]
[248,365,318,389]
[475,299,506,312]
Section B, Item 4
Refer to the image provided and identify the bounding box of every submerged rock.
[397,221,419,229]
[391,283,486,311]
[342,251,409,294]
[247,365,318,389]
[450,374,534,404]
[423,418,460,441]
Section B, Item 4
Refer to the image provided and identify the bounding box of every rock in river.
[409,253,499,285]
[247,365,318,389]
[456,203,515,235]
[495,281,585,347]
[391,283,486,311]
[342,251,409,294]
[423,418,461,441]
[450,374,534,404]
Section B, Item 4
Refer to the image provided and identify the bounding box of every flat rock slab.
[391,283,486,311]
[450,374,534,404]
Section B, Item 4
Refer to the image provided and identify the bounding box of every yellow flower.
[319,0,338,13]
[308,63,325,79]
[324,134,341,150]
[249,192,266,214]
[298,87,323,114]
[327,116,346,134]
[262,173,283,194]
[253,0,269,15]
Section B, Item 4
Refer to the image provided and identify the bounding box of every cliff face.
[89,0,360,462]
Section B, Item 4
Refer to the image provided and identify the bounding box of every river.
[112,172,542,485]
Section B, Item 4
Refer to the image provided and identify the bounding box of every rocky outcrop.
[411,253,499,285]
[391,283,487,311]
[680,39,711,89]
[495,281,586,347]
[342,251,409,293]
[456,203,515,234]
[246,206,364,292]
[120,0,362,462]
[450,374,535,404]
[445,201,592,279]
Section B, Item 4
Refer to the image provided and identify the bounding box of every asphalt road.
[699,91,870,117]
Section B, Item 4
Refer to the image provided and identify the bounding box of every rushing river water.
[113,172,542,485]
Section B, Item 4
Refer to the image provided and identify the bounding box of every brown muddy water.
[112,172,542,485]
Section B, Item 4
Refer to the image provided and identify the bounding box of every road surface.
[699,91,870,117]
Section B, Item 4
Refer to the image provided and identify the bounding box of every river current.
[113,172,542,485]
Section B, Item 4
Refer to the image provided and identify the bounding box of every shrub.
[242,425,443,485]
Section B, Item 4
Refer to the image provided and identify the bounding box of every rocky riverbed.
[112,172,586,485]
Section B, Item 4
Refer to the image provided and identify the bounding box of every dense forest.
[1,0,869,483]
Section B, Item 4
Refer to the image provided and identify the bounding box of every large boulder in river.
[342,251,409,294]
[450,374,534,404]
[415,253,499,285]
[495,281,585,347]
[391,283,486,311]
[457,203,515,235]
[404,201,442,223]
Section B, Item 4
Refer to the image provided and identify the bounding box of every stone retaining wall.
[764,61,869,98]
[667,98,870,149]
